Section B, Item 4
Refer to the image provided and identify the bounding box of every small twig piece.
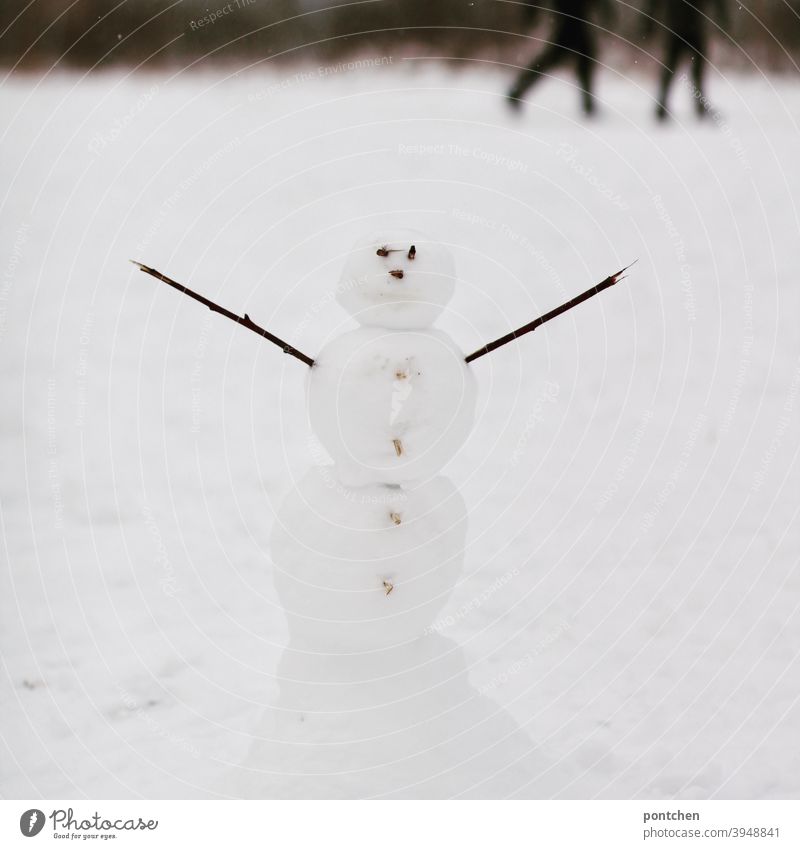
[389,512,402,525]
[377,246,402,257]
[392,438,403,456]
[383,580,394,596]
[130,261,315,367]
[464,262,636,364]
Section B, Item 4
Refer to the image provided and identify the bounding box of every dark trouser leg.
[509,43,569,101]
[657,37,684,120]
[576,49,596,115]
[691,45,709,117]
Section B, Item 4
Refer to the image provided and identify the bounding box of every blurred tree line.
[2,0,798,71]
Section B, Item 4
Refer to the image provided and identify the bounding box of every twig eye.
[389,269,404,279]
[408,245,416,260]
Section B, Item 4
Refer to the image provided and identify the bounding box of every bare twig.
[130,261,315,367]
[464,262,636,364]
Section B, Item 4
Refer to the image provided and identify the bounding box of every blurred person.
[507,0,617,116]
[643,0,730,121]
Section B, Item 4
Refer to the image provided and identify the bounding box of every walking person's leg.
[656,35,684,120]
[575,31,598,115]
[508,42,569,107]
[690,38,710,117]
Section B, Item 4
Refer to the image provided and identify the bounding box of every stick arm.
[130,261,315,367]
[464,262,635,364]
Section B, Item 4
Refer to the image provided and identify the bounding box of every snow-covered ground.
[1,61,799,799]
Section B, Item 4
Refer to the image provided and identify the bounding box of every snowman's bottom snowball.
[271,466,467,651]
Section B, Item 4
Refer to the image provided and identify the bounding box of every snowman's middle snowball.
[308,328,476,487]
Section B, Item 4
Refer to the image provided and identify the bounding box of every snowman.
[269,230,477,652]
[133,234,628,795]
[133,234,627,649]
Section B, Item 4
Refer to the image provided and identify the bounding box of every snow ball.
[271,467,467,651]
[308,328,476,487]
[337,229,456,328]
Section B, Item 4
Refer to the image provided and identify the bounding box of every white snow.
[231,634,577,800]
[308,327,476,486]
[1,62,799,799]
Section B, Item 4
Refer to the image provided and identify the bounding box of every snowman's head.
[337,230,455,329]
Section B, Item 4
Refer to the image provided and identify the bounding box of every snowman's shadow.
[227,632,582,799]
